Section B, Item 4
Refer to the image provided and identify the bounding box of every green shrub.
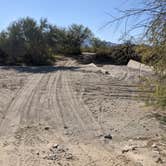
[0,18,93,65]
[135,44,166,109]
[0,17,54,65]
[94,43,141,65]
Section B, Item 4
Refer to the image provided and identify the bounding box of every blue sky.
[0,0,142,43]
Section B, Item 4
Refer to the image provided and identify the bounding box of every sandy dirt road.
[0,59,165,166]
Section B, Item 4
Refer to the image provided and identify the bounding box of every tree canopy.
[0,17,93,65]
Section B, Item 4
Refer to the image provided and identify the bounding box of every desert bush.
[94,42,141,65]
[0,48,8,64]
[65,24,93,55]
[81,46,94,53]
[0,18,93,65]
[0,17,55,65]
[105,0,166,108]
[132,43,166,109]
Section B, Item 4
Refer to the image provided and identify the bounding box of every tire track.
[64,61,103,137]
[17,73,52,166]
[39,69,99,166]
[55,71,87,135]
[0,74,43,136]
[19,73,49,126]
[64,73,103,136]
[2,73,51,166]
[16,70,73,166]
[49,71,66,129]
[46,70,100,166]
[0,75,34,128]
[0,63,138,166]
[0,73,44,166]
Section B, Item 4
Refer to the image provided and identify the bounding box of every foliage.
[91,38,108,52]
[0,17,53,65]
[0,18,92,65]
[104,0,166,109]
[141,77,166,108]
[65,24,93,55]
[0,48,8,64]
[94,42,141,65]
[135,43,166,77]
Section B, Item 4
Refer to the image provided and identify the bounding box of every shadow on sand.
[0,66,80,74]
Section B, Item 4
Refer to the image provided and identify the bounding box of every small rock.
[122,145,137,154]
[104,134,112,140]
[129,139,133,142]
[15,135,21,139]
[57,145,66,153]
[122,149,129,153]
[105,71,109,74]
[152,143,157,148]
[26,125,31,129]
[48,154,57,160]
[156,133,159,137]
[155,157,163,164]
[152,152,160,161]
[131,146,137,151]
[64,126,68,129]
[65,153,73,160]
[52,144,59,149]
[36,152,40,155]
[64,130,73,136]
[44,126,50,130]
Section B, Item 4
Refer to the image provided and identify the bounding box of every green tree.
[0,22,26,65]
[66,24,93,54]
[0,17,55,65]
[91,37,108,52]
[46,25,68,54]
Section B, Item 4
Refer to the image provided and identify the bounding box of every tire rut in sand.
[55,71,88,137]
[63,61,104,137]
[19,73,50,126]
[0,73,45,166]
[1,72,59,166]
[51,71,67,129]
[64,73,103,137]
[13,70,79,166]
[16,73,56,166]
[0,74,43,136]
[0,64,137,166]
[47,71,101,165]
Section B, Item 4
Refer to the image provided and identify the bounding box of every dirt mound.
[127,60,153,72]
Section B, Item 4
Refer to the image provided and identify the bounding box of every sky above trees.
[0,0,144,43]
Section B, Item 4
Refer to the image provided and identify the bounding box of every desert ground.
[0,58,165,166]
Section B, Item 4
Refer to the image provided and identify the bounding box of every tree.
[91,38,108,52]
[22,17,54,65]
[66,24,93,54]
[0,22,26,65]
[105,0,166,108]
[46,25,68,54]
[0,17,55,65]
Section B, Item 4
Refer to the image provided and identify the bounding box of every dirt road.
[0,59,165,166]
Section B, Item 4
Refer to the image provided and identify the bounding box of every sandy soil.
[0,59,165,166]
